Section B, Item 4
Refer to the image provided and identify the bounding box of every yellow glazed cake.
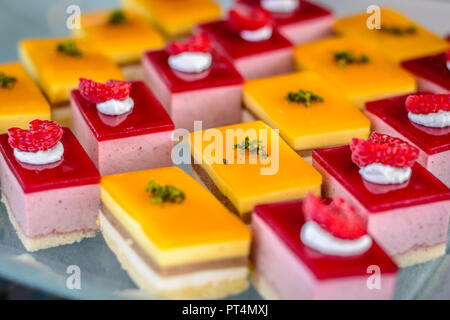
[293,37,416,109]
[189,120,322,223]
[0,63,50,133]
[122,0,221,38]
[100,166,251,299]
[243,71,370,153]
[333,8,449,63]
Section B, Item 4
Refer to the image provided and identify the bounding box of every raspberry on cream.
[350,132,419,185]
[405,93,450,128]
[228,4,273,42]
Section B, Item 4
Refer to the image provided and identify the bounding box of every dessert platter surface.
[0,0,449,300]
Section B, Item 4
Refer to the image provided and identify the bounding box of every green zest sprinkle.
[108,10,127,25]
[146,179,185,204]
[234,136,268,159]
[379,24,416,35]
[334,50,370,67]
[57,41,83,57]
[223,158,228,164]
[0,73,17,89]
[286,89,324,107]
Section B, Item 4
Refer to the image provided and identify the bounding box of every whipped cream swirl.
[14,142,64,165]
[301,221,372,257]
[359,163,411,185]
[408,110,450,128]
[97,97,134,116]
[240,26,273,41]
[261,0,299,13]
[168,52,212,73]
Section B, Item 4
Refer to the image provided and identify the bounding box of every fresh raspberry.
[227,3,272,32]
[303,193,367,240]
[8,120,63,152]
[166,33,212,55]
[350,132,419,168]
[405,93,450,114]
[78,78,132,103]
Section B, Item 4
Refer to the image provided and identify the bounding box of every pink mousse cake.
[238,0,334,44]
[251,194,397,300]
[142,34,243,132]
[197,4,294,80]
[312,134,450,267]
[401,51,450,93]
[0,120,101,251]
[71,79,174,176]
[365,93,450,186]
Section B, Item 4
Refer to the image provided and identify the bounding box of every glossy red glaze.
[143,49,243,93]
[238,0,333,27]
[365,93,450,155]
[313,145,450,213]
[254,199,397,280]
[0,128,100,193]
[71,81,174,141]
[197,20,293,61]
[401,53,450,91]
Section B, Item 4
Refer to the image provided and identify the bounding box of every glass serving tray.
[0,0,449,299]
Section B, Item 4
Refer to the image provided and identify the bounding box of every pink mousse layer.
[71,101,173,176]
[365,110,450,187]
[0,155,99,238]
[143,57,242,132]
[313,160,450,257]
[415,77,450,94]
[278,14,334,45]
[252,214,396,299]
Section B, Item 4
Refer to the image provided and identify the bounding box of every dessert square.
[293,37,416,109]
[100,166,251,299]
[238,0,334,44]
[0,63,50,133]
[252,198,397,299]
[143,37,243,132]
[189,120,322,223]
[198,4,294,80]
[313,144,450,267]
[19,38,123,126]
[71,80,174,176]
[122,0,221,38]
[243,71,370,156]
[75,9,165,80]
[333,8,449,63]
[365,93,450,186]
[401,52,450,93]
[0,125,101,252]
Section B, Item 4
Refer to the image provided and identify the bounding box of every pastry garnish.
[79,78,132,103]
[57,41,83,57]
[108,9,127,25]
[146,179,185,204]
[8,120,63,152]
[286,89,324,107]
[334,51,370,67]
[234,136,268,158]
[303,193,367,240]
[167,33,212,55]
[227,4,272,33]
[379,24,416,35]
[350,132,419,169]
[405,94,450,114]
[0,72,17,89]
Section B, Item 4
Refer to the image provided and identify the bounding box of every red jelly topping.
[313,145,450,213]
[254,199,397,280]
[144,49,243,93]
[350,132,419,168]
[8,120,63,152]
[405,93,450,114]
[303,193,367,240]
[166,33,212,55]
[228,3,272,32]
[365,93,450,155]
[401,53,450,91]
[198,20,292,60]
[71,81,174,141]
[79,78,132,103]
[0,128,100,193]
